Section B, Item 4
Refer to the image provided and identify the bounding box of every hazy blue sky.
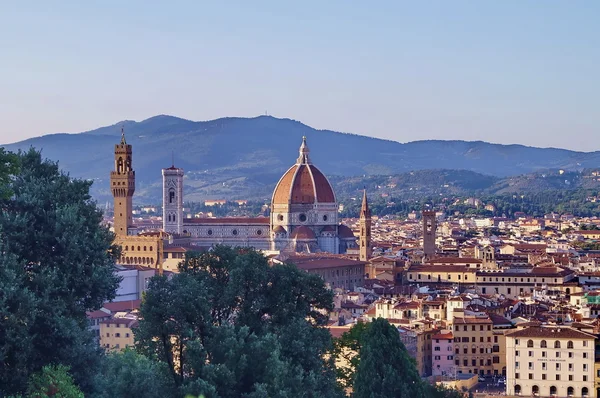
[1,1,598,150]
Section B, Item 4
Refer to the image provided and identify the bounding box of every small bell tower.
[359,189,372,261]
[110,128,135,236]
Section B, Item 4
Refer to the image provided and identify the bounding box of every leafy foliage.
[0,149,120,395]
[135,245,342,397]
[91,349,174,398]
[26,365,84,398]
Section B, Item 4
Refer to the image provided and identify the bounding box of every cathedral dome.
[272,137,336,205]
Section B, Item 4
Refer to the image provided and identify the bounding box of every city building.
[452,314,495,376]
[505,326,596,397]
[432,330,455,376]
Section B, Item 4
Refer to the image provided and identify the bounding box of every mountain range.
[4,115,600,204]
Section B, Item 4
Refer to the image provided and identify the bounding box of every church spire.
[359,188,372,262]
[296,136,311,164]
[120,126,127,145]
[360,188,370,218]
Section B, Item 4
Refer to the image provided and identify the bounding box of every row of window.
[480,276,559,283]
[124,245,153,252]
[455,346,500,354]
[454,336,499,343]
[515,339,584,349]
[515,350,581,358]
[516,362,587,371]
[410,274,469,281]
[104,332,130,338]
[515,373,588,381]
[456,358,498,366]
[454,324,492,331]
[434,355,453,360]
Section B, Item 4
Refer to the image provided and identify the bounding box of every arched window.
[514,385,521,395]
[567,341,573,349]
[137,246,141,251]
[554,341,561,348]
[527,340,534,347]
[143,246,147,251]
[540,340,547,348]
[125,245,128,251]
[582,387,589,396]
[567,386,574,396]
[532,385,539,395]
[169,188,175,204]
[550,386,557,396]
[150,246,153,251]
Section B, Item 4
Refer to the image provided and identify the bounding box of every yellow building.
[505,326,596,397]
[452,315,495,376]
[99,314,138,352]
[406,265,476,285]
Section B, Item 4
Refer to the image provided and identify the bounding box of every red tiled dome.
[338,225,356,239]
[272,137,336,205]
[290,226,317,240]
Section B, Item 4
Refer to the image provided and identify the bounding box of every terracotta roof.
[103,299,142,313]
[433,332,453,340]
[183,217,269,225]
[428,257,483,264]
[507,326,595,339]
[290,226,317,240]
[87,309,111,319]
[453,316,492,324]
[273,225,287,234]
[286,254,367,270]
[338,224,356,239]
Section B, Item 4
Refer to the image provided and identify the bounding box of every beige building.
[505,326,596,397]
[452,315,495,376]
[99,313,138,352]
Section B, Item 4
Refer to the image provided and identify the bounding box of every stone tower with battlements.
[162,164,184,234]
[359,189,372,261]
[110,129,135,236]
[422,210,437,258]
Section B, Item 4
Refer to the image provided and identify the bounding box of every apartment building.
[452,315,495,376]
[505,326,596,397]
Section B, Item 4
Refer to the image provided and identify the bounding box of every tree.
[26,365,84,398]
[0,149,120,395]
[353,318,425,398]
[135,245,342,397]
[332,321,369,391]
[91,349,174,398]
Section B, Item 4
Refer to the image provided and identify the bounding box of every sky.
[0,1,598,151]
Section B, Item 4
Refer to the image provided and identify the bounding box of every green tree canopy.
[135,245,342,397]
[26,365,84,398]
[353,318,425,398]
[0,149,120,395]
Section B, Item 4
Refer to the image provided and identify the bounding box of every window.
[556,363,560,370]
[569,375,573,381]
[527,340,533,347]
[540,340,547,348]
[515,339,520,345]
[569,363,573,371]
[542,363,546,370]
[515,362,519,369]
[528,362,533,370]
[583,364,588,371]
[106,333,109,337]
[568,352,573,358]
[542,351,546,358]
[515,350,519,357]
[567,341,574,349]
[126,333,130,338]
[554,341,561,348]
[583,341,588,347]
[528,351,533,357]
[515,373,520,379]
[528,374,533,380]
[583,352,588,359]
[556,375,560,380]
[115,333,120,338]
[556,352,560,358]
[542,374,546,380]
[583,375,588,381]
[434,346,440,351]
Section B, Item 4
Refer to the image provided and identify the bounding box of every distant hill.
[4,115,600,203]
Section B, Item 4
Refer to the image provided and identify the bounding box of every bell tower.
[162,163,184,234]
[110,128,135,236]
[422,210,437,258]
[359,189,372,261]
